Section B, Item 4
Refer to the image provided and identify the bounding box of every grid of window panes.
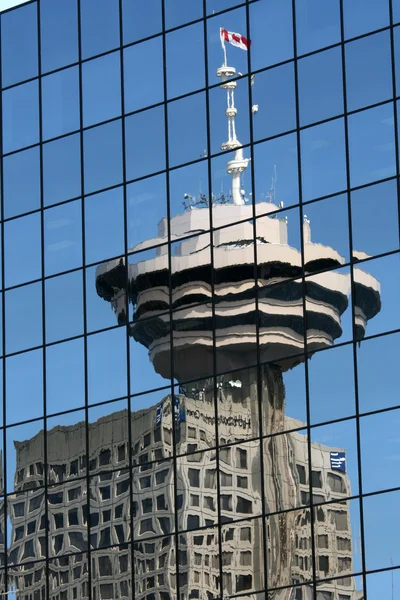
[0,0,399,599]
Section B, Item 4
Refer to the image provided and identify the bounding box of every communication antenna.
[269,165,277,203]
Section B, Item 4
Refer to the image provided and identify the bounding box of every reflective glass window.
[40,0,79,73]
[41,66,80,140]
[2,80,39,153]
[1,1,38,87]
[80,0,120,59]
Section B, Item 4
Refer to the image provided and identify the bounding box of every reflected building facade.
[7,400,356,600]
[0,1,398,600]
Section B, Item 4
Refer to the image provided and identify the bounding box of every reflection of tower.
[95,45,381,599]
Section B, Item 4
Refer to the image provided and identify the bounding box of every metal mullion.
[160,1,182,596]
[76,0,92,597]
[244,1,269,598]
[339,1,368,597]
[117,1,136,597]
[290,1,318,597]
[35,3,52,598]
[202,4,224,597]
[389,0,400,252]
[0,10,10,599]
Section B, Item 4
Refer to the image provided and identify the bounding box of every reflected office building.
[6,403,358,600]
[4,44,381,600]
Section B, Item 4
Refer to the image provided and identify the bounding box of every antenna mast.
[217,29,249,206]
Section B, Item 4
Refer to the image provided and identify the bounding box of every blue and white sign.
[174,395,186,423]
[330,451,346,472]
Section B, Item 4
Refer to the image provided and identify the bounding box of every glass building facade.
[0,0,399,598]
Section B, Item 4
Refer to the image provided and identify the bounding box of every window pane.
[41,66,80,140]
[298,47,343,126]
[345,31,392,112]
[166,22,205,99]
[123,37,164,113]
[40,0,78,73]
[122,0,162,43]
[125,107,165,180]
[83,120,123,194]
[4,213,42,287]
[2,80,39,153]
[5,282,42,354]
[82,52,121,127]
[343,0,389,38]
[80,0,120,59]
[84,187,125,264]
[295,0,341,56]
[1,1,38,87]
[3,147,41,218]
[250,0,293,70]
[43,134,81,206]
[44,200,83,276]
[348,103,396,187]
[301,118,347,201]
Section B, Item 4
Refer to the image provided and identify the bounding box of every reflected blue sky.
[0,0,399,597]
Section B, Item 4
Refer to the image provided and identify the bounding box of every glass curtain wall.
[0,0,399,599]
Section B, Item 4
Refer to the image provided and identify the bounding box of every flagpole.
[220,27,227,66]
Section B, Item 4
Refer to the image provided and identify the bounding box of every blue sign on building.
[330,451,346,472]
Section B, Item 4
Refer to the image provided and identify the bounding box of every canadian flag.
[220,27,251,51]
